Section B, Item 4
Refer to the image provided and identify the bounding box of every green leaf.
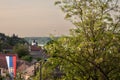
[54,1,61,5]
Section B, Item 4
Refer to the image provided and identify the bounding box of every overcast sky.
[0,0,74,37]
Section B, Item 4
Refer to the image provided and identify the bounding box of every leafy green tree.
[44,0,120,80]
[0,33,28,52]
[32,60,56,80]
[0,40,3,51]
[8,34,27,46]
[14,73,24,80]
[13,44,29,58]
[21,55,32,62]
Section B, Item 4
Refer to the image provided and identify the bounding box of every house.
[16,60,33,80]
[16,60,40,80]
[0,53,45,80]
[0,53,18,77]
[0,53,35,80]
[29,46,48,59]
[22,64,35,80]
[0,56,7,77]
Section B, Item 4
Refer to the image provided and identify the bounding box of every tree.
[13,44,29,58]
[8,34,27,46]
[14,73,24,80]
[44,0,120,80]
[13,44,33,62]
[0,33,28,52]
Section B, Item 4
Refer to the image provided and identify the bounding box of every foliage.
[0,33,27,52]
[32,71,40,80]
[21,55,32,62]
[32,60,55,80]
[8,34,27,46]
[14,73,24,80]
[0,75,4,80]
[24,37,59,45]
[44,0,120,80]
[13,44,29,58]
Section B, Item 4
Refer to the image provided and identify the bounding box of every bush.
[21,55,33,62]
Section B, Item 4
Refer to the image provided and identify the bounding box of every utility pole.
[40,62,42,80]
[39,59,47,80]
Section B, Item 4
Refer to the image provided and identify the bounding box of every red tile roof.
[30,46,42,51]
[0,53,18,69]
[0,57,7,69]
[17,60,31,72]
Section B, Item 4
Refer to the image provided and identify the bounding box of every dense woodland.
[0,33,27,52]
[0,33,32,62]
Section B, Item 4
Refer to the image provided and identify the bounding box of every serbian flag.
[6,56,17,78]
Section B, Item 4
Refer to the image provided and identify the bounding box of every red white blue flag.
[6,56,16,78]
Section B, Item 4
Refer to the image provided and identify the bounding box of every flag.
[6,56,17,78]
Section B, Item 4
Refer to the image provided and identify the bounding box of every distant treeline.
[0,33,27,51]
[24,37,59,45]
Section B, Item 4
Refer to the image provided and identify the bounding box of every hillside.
[24,37,59,45]
[0,33,27,51]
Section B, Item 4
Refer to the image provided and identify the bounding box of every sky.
[0,0,74,37]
